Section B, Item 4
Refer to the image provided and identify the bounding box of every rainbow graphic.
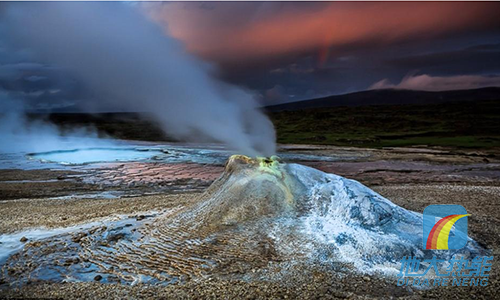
[425,214,470,249]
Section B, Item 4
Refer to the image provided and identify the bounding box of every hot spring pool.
[23,144,342,166]
[28,147,164,165]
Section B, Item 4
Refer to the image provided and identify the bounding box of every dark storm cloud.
[143,2,500,102]
[387,42,500,76]
[0,62,88,112]
[1,2,500,109]
[221,35,500,101]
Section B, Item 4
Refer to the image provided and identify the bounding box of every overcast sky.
[1,1,500,111]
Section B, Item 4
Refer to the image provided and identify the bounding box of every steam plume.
[2,2,276,156]
[0,91,112,153]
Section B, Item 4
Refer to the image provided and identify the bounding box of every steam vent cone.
[1,155,487,285]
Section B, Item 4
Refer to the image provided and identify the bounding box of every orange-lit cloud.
[144,2,500,65]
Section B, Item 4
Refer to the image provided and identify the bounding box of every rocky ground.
[0,145,499,299]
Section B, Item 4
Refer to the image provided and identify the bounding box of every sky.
[1,1,500,111]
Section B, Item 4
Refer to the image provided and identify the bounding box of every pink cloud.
[143,2,500,64]
[370,74,500,91]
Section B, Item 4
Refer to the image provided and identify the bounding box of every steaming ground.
[0,143,499,299]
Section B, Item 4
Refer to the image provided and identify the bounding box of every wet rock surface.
[85,162,224,192]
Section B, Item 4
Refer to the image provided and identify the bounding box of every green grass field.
[270,100,500,148]
[34,99,500,149]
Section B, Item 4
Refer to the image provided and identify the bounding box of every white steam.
[2,2,276,156]
[0,91,115,153]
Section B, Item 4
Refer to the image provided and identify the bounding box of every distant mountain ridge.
[265,87,500,111]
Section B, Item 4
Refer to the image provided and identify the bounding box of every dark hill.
[266,87,500,111]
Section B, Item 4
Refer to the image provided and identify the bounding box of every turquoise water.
[30,147,163,165]
[25,144,340,166]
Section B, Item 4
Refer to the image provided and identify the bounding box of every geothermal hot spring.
[30,148,164,165]
[0,153,487,286]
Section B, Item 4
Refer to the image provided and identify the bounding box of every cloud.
[0,62,84,111]
[145,2,500,65]
[264,84,288,105]
[370,74,500,91]
[387,43,500,76]
[1,2,500,110]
